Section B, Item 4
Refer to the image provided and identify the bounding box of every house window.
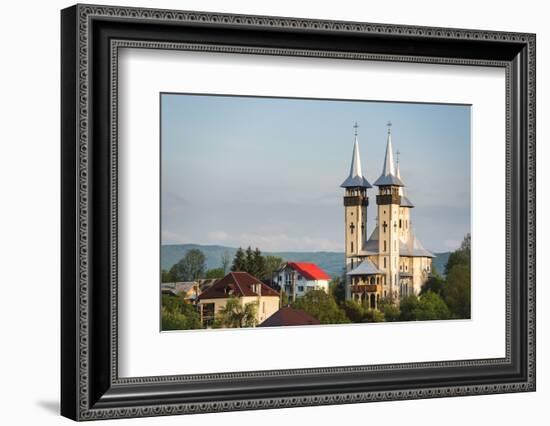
[298,286,304,292]
[298,275,303,281]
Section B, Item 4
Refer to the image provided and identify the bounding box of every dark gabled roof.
[258,307,320,327]
[198,272,279,300]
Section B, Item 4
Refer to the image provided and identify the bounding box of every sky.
[161,93,470,253]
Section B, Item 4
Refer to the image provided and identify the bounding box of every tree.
[342,300,365,323]
[444,264,471,319]
[414,291,450,320]
[205,267,225,279]
[214,297,258,328]
[169,249,206,281]
[445,233,471,275]
[399,295,420,321]
[293,290,349,324]
[251,247,265,278]
[220,250,231,274]
[244,246,255,273]
[161,269,176,283]
[362,309,385,323]
[160,294,202,330]
[379,299,400,322]
[231,248,246,272]
[263,255,284,281]
[329,276,346,305]
[420,272,445,297]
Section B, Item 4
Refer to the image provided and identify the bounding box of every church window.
[399,219,402,228]
[351,259,354,269]
[351,241,354,253]
[383,240,387,251]
[383,257,386,268]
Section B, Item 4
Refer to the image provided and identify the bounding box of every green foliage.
[161,269,176,283]
[169,249,206,281]
[231,248,247,272]
[445,264,471,319]
[214,297,258,328]
[204,267,225,279]
[293,290,349,324]
[329,276,346,305]
[414,291,451,320]
[445,233,471,275]
[160,294,202,330]
[399,295,420,321]
[362,309,385,323]
[379,299,401,322]
[420,272,445,297]
[231,246,284,281]
[263,255,285,281]
[342,300,365,323]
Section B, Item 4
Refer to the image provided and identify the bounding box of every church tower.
[341,123,372,299]
[373,122,405,301]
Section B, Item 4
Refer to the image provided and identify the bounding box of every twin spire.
[340,123,372,188]
[341,121,405,189]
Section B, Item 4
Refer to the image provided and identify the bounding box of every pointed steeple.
[374,121,404,187]
[341,123,372,188]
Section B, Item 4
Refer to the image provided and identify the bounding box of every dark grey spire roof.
[374,130,404,187]
[341,135,372,188]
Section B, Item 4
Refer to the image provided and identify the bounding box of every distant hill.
[161,244,451,279]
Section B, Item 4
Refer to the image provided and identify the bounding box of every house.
[161,281,198,303]
[197,272,280,327]
[258,307,320,327]
[273,262,331,301]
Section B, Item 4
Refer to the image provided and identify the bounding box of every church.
[341,123,434,309]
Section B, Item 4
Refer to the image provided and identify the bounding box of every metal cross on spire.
[353,122,359,136]
[387,120,392,133]
[396,150,400,165]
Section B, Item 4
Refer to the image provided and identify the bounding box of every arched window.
[351,241,354,253]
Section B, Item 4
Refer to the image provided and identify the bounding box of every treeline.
[161,246,285,283]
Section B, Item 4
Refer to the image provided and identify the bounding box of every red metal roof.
[198,272,279,300]
[287,262,331,281]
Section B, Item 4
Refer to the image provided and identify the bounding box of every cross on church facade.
[349,222,355,234]
[382,221,388,233]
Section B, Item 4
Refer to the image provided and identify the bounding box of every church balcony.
[376,194,401,205]
[350,284,380,293]
[344,196,368,207]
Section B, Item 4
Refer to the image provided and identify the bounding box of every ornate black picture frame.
[61,4,536,421]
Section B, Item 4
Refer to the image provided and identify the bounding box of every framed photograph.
[61,4,536,421]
